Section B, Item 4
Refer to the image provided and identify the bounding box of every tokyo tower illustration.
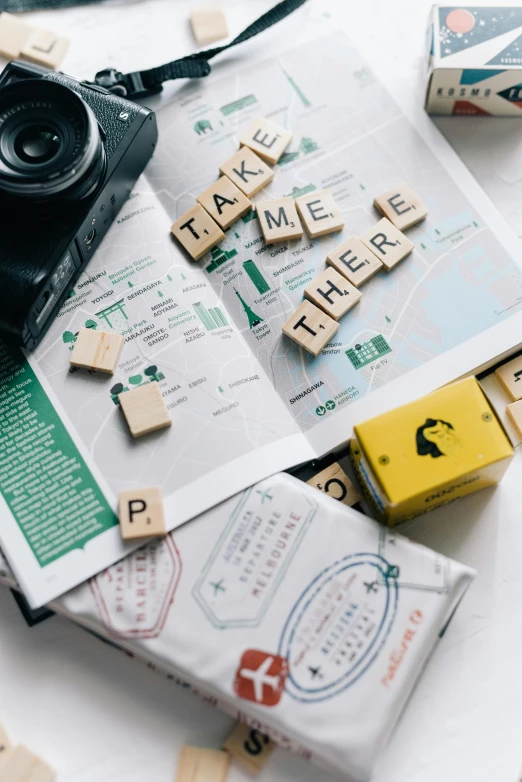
[234,288,263,328]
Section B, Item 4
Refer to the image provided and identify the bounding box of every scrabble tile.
[507,399,522,439]
[219,148,274,198]
[118,486,166,540]
[295,189,344,238]
[256,197,303,243]
[21,28,69,70]
[197,176,252,230]
[360,217,414,271]
[119,382,171,438]
[495,355,522,401]
[304,267,361,320]
[175,746,229,782]
[223,723,274,775]
[0,13,34,59]
[0,724,11,768]
[240,117,292,165]
[190,4,228,46]
[0,745,55,782]
[374,182,428,231]
[171,204,225,261]
[326,236,383,287]
[307,463,361,507]
[282,300,339,356]
[69,328,124,374]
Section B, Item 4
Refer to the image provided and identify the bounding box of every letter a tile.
[360,217,414,271]
[304,267,361,320]
[171,204,225,260]
[197,176,252,230]
[240,117,292,165]
[374,182,428,230]
[256,197,303,243]
[119,486,166,540]
[295,188,344,238]
[219,147,274,198]
[282,300,339,356]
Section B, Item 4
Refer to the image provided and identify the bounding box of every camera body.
[0,60,158,348]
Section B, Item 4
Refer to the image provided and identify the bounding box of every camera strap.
[92,0,308,99]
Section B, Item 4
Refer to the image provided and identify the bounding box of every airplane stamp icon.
[233,650,289,706]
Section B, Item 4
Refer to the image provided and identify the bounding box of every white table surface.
[1,1,522,780]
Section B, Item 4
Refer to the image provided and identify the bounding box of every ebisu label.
[278,553,398,703]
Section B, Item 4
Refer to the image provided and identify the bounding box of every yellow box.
[351,377,513,525]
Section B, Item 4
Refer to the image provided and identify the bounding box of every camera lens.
[0,79,106,202]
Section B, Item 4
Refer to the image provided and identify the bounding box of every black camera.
[0,60,158,348]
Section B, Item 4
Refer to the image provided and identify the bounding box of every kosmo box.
[351,377,513,525]
[426,6,522,115]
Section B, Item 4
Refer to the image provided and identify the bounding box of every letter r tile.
[119,486,166,539]
[360,217,414,270]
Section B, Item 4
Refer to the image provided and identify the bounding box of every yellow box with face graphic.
[350,377,513,525]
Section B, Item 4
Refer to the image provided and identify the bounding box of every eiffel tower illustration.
[234,288,263,328]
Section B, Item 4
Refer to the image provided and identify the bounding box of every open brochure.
[1,32,522,607]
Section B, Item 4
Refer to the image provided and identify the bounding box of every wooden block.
[0,724,11,769]
[223,723,274,775]
[197,176,252,230]
[240,117,292,165]
[307,463,361,507]
[69,328,124,374]
[0,745,55,782]
[295,189,344,238]
[507,400,522,439]
[171,204,225,261]
[21,28,69,70]
[219,148,274,198]
[304,267,361,320]
[0,13,34,59]
[118,486,166,540]
[282,300,339,356]
[190,4,228,46]
[360,218,413,271]
[175,746,229,782]
[326,236,383,287]
[374,182,428,231]
[119,382,171,438]
[256,197,303,243]
[495,355,522,401]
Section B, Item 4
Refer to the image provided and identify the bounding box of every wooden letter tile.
[0,745,55,782]
[374,182,428,230]
[282,300,339,356]
[190,4,228,46]
[175,746,229,782]
[118,382,171,438]
[240,117,292,165]
[295,189,344,238]
[307,463,361,507]
[171,204,225,261]
[326,236,383,287]
[304,267,361,320]
[360,218,413,270]
[197,176,252,230]
[219,147,274,198]
[70,328,124,374]
[119,486,166,540]
[507,400,522,439]
[495,355,522,401]
[21,28,69,70]
[223,723,274,775]
[0,724,11,769]
[0,13,34,59]
[256,197,303,243]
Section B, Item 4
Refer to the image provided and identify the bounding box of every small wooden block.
[0,13,34,59]
[295,189,344,238]
[240,117,292,165]
[190,4,228,46]
[256,197,303,243]
[223,723,274,775]
[171,204,225,261]
[374,182,428,231]
[21,28,69,70]
[69,328,124,374]
[0,724,11,769]
[495,355,522,401]
[307,463,361,507]
[282,300,339,357]
[219,148,274,198]
[119,382,171,438]
[118,486,166,540]
[507,400,522,439]
[304,267,361,320]
[360,218,414,271]
[326,236,383,287]
[175,746,229,782]
[197,176,252,230]
[0,745,55,782]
